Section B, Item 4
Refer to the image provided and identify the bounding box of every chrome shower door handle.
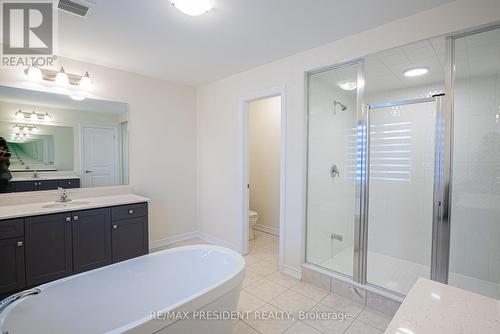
[330,164,340,178]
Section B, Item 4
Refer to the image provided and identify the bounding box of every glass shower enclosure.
[306,25,500,299]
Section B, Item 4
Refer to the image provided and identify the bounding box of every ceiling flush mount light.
[337,81,357,91]
[403,67,428,77]
[171,0,214,16]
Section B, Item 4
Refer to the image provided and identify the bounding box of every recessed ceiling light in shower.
[337,81,357,91]
[403,67,428,77]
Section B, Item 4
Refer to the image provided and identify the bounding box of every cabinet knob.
[128,209,134,214]
[112,224,118,230]
[17,241,23,247]
[73,215,79,221]
[66,216,71,222]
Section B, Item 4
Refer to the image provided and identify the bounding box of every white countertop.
[384,278,500,334]
[11,175,80,181]
[0,193,149,220]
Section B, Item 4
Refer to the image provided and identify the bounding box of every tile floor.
[153,230,393,334]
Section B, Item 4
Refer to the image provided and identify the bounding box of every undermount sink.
[42,201,91,209]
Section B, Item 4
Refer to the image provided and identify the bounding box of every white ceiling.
[57,0,453,85]
[364,36,446,94]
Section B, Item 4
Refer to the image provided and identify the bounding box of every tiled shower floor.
[322,247,500,299]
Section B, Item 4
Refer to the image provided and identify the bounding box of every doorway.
[241,88,286,273]
[81,125,119,188]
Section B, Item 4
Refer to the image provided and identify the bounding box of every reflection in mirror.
[0,85,129,193]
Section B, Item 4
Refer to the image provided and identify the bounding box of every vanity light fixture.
[403,67,428,77]
[26,66,43,81]
[13,124,39,133]
[13,110,52,122]
[337,80,357,91]
[24,66,93,89]
[170,0,214,16]
[55,67,70,86]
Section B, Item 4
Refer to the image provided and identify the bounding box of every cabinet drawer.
[0,218,24,240]
[37,180,59,191]
[111,203,147,221]
[58,179,80,189]
[13,181,38,192]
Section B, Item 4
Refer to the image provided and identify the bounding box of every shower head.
[333,100,348,114]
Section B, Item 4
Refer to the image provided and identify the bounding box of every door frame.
[239,86,286,272]
[80,124,120,187]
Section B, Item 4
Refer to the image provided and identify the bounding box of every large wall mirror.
[0,85,129,193]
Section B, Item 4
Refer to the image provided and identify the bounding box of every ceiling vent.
[58,0,94,18]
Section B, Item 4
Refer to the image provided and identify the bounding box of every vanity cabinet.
[0,202,148,297]
[72,208,112,273]
[0,219,25,295]
[10,178,80,193]
[111,203,149,262]
[25,213,73,286]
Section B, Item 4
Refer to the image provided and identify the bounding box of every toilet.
[249,210,259,240]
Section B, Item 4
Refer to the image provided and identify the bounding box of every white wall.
[0,57,197,245]
[249,96,281,233]
[196,0,500,274]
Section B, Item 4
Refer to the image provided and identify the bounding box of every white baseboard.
[149,231,199,250]
[253,224,280,236]
[195,231,239,251]
[282,264,302,280]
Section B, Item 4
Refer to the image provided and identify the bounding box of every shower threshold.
[320,247,500,299]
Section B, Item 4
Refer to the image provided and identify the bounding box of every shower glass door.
[306,61,361,278]
[366,98,437,295]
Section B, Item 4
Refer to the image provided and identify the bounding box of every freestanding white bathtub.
[0,245,245,334]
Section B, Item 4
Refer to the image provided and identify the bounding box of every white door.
[82,126,118,187]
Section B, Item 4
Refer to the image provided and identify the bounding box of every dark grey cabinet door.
[25,213,73,286]
[72,208,112,273]
[112,217,148,263]
[0,238,25,295]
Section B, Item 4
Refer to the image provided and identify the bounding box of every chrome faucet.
[55,187,71,203]
[0,288,41,314]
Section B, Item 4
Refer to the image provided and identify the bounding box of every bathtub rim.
[0,245,246,334]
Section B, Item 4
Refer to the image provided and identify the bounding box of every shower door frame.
[361,95,450,292]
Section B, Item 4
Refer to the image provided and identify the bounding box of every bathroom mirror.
[0,85,129,192]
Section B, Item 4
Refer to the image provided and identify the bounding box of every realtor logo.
[1,0,57,67]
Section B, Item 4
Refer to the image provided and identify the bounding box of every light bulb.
[13,125,20,132]
[171,0,214,16]
[337,81,357,91]
[15,110,23,119]
[26,66,43,81]
[32,126,39,133]
[30,111,37,121]
[79,72,92,90]
[55,67,69,86]
[43,112,51,121]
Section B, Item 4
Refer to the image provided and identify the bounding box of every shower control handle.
[330,164,340,178]
[330,233,343,242]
